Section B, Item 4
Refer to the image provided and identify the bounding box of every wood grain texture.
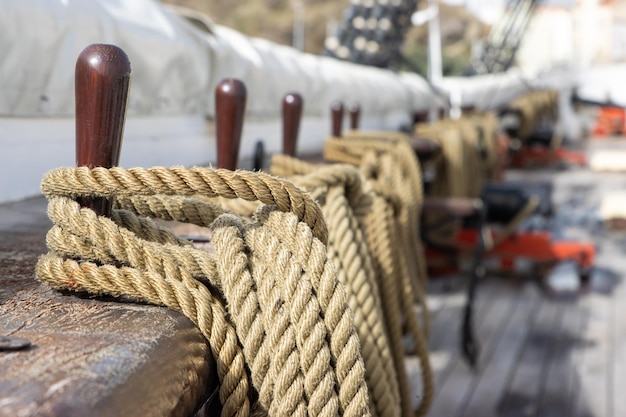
[0,198,217,417]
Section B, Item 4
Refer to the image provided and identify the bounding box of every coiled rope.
[322,135,434,417]
[36,166,371,417]
[507,90,559,141]
[415,114,500,246]
[269,158,402,417]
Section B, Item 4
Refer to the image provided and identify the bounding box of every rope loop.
[37,165,370,417]
[41,166,328,244]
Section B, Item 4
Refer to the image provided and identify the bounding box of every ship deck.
[1,138,625,416]
[426,138,626,417]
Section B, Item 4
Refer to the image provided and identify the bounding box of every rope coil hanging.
[507,90,560,141]
[36,165,371,417]
[321,135,434,417]
[414,114,500,246]
[269,158,402,417]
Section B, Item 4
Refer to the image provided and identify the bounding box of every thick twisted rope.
[508,90,559,141]
[322,136,433,417]
[324,136,429,328]
[415,114,502,246]
[270,157,402,417]
[42,166,328,244]
[37,166,369,417]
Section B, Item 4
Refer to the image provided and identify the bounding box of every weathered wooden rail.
[0,198,217,416]
[0,44,235,417]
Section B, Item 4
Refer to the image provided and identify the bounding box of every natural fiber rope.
[322,135,433,417]
[415,114,500,246]
[325,135,429,314]
[508,90,559,141]
[37,166,370,417]
[270,157,402,417]
[42,166,328,244]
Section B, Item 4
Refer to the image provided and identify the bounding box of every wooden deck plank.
[573,292,611,417]
[427,278,522,417]
[495,292,562,416]
[534,300,586,417]
[611,281,626,417]
[0,197,217,417]
[425,281,466,387]
[457,281,543,417]
[426,276,504,392]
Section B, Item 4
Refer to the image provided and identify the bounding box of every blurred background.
[160,0,626,75]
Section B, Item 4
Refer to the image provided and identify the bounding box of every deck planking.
[427,140,626,417]
[427,278,521,417]
[496,290,563,416]
[534,301,586,417]
[457,281,542,417]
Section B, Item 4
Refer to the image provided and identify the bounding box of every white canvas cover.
[0,0,443,120]
[575,64,626,106]
[438,69,531,110]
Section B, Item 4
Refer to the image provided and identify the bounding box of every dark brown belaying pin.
[282,93,303,157]
[75,44,131,217]
[215,79,247,170]
[331,101,344,138]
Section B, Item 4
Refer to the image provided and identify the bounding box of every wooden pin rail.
[0,44,218,417]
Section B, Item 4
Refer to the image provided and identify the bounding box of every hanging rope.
[322,135,433,417]
[415,114,501,246]
[270,158,402,417]
[507,90,559,141]
[36,166,371,417]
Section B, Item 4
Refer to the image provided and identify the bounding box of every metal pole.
[427,0,443,84]
[292,0,305,51]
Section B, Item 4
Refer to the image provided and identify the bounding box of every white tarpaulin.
[0,0,575,204]
[0,0,443,120]
[437,69,531,110]
[575,64,626,107]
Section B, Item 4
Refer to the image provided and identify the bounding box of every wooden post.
[349,104,360,130]
[215,79,247,170]
[461,105,476,115]
[282,93,303,156]
[75,44,131,217]
[413,111,429,125]
[331,101,344,138]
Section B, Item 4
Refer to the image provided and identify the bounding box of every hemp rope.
[415,115,500,246]
[322,136,433,417]
[36,166,370,417]
[269,157,402,417]
[509,90,559,141]
[325,134,429,309]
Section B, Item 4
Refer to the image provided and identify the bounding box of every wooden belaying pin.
[349,104,360,131]
[75,44,131,217]
[331,101,344,138]
[282,93,303,157]
[215,79,247,170]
